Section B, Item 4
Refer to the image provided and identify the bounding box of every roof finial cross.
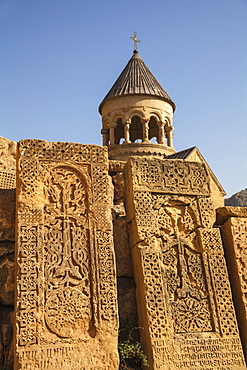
[130,31,141,51]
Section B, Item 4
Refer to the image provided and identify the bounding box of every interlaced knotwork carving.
[96,230,118,328]
[230,218,247,303]
[199,228,238,335]
[160,231,213,334]
[17,226,38,346]
[187,253,207,291]
[171,296,212,333]
[91,166,113,229]
[43,166,91,337]
[124,156,245,369]
[141,248,171,339]
[133,192,159,240]
[127,157,210,195]
[16,140,119,369]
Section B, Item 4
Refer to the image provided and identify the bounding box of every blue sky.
[0,0,247,197]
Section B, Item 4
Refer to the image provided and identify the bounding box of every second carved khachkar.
[15,140,119,370]
[124,157,246,370]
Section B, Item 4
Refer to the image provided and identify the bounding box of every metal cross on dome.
[130,31,141,50]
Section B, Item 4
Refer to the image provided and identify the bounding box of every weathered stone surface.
[220,215,247,361]
[112,173,125,204]
[0,137,16,189]
[16,140,119,370]
[117,277,138,326]
[125,156,210,196]
[216,206,247,225]
[111,172,126,219]
[0,189,15,242]
[0,305,14,368]
[109,160,126,174]
[0,255,15,306]
[113,219,133,277]
[0,243,14,258]
[124,157,245,370]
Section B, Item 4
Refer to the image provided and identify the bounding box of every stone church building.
[1,46,247,369]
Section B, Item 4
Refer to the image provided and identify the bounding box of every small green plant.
[118,327,149,370]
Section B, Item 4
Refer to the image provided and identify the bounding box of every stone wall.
[1,137,247,370]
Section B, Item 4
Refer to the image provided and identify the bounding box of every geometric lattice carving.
[198,228,239,336]
[126,157,210,195]
[0,171,15,189]
[16,140,119,370]
[231,218,247,303]
[197,197,215,228]
[221,216,247,361]
[124,156,245,370]
[0,137,16,188]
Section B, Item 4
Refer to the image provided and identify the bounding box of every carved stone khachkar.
[124,157,245,370]
[217,207,247,362]
[15,140,119,370]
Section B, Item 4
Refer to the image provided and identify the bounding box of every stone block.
[124,156,245,370]
[0,189,15,242]
[15,140,119,370]
[216,206,247,225]
[0,255,15,306]
[220,214,247,361]
[113,219,133,277]
[117,277,138,327]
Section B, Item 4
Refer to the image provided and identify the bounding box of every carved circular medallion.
[45,287,91,337]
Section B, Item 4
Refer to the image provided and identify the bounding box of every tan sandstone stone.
[15,140,119,370]
[124,156,245,370]
[218,208,247,362]
[0,137,16,189]
[0,189,15,242]
[113,219,133,277]
[0,255,15,306]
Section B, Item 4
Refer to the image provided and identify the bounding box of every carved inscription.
[169,337,245,369]
[17,346,117,370]
[16,140,119,369]
[124,157,245,369]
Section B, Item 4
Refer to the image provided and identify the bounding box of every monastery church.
[1,38,247,369]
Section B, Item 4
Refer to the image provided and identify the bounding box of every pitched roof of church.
[166,147,196,159]
[99,50,176,114]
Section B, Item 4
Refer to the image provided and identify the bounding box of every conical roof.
[99,50,176,114]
